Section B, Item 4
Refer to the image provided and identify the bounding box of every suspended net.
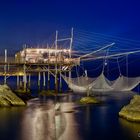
[62,75,97,93]
[62,73,140,93]
[111,75,140,91]
[60,29,140,93]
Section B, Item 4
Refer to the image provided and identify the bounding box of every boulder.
[0,84,26,106]
[119,95,140,122]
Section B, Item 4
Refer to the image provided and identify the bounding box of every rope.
[75,29,140,45]
[117,57,121,75]
[79,43,115,59]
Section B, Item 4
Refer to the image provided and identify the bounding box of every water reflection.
[20,98,82,140]
[119,118,140,140]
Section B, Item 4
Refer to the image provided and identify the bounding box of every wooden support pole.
[55,30,58,93]
[55,72,58,93]
[47,66,50,90]
[19,76,22,88]
[23,75,27,91]
[23,64,27,91]
[17,75,19,89]
[38,72,41,88]
[28,74,31,88]
[69,68,71,82]
[59,67,62,92]
[68,28,73,83]
[43,72,46,87]
[47,49,50,90]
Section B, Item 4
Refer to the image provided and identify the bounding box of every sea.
[0,82,140,140]
[0,56,140,140]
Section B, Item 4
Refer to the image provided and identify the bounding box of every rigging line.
[75,50,107,56]
[75,34,111,42]
[76,29,140,44]
[75,35,111,41]
[76,65,80,84]
[77,34,136,43]
[74,39,113,45]
[76,50,107,54]
[81,49,140,61]
[73,47,107,52]
[74,44,110,49]
[75,34,140,47]
[117,57,121,75]
[126,54,129,84]
[86,64,103,71]
[75,38,113,46]
[79,43,115,59]
[73,44,103,50]
[109,59,125,64]
[108,57,140,72]
[74,41,108,48]
[74,35,112,43]
[102,48,109,74]
[74,41,104,46]
[75,37,140,49]
[74,41,110,47]
[79,65,85,76]
[111,48,140,51]
[109,56,126,62]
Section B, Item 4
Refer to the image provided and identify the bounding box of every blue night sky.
[0,0,140,52]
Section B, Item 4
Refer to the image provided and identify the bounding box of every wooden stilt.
[38,72,41,89]
[43,72,46,87]
[28,74,31,88]
[47,49,50,90]
[23,64,26,91]
[59,68,62,92]
[19,76,22,88]
[69,69,71,82]
[4,74,6,85]
[55,72,58,93]
[55,30,58,94]
[47,66,50,90]
[17,75,19,89]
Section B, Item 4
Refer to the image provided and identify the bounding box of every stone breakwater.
[0,85,26,106]
[119,95,140,122]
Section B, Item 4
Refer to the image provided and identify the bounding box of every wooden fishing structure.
[0,28,80,93]
[1,28,140,94]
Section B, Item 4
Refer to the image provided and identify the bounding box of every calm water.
[0,91,140,140]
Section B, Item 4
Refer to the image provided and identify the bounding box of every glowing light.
[18,72,24,76]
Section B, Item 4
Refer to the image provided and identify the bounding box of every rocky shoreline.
[0,85,26,107]
[119,95,140,122]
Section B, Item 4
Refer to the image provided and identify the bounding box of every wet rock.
[119,95,140,122]
[79,96,100,104]
[0,85,26,106]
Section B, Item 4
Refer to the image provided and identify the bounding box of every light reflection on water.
[0,92,139,140]
[119,118,140,140]
[20,98,82,140]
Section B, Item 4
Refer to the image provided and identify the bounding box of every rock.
[0,84,26,106]
[79,96,100,104]
[39,90,56,96]
[119,95,140,122]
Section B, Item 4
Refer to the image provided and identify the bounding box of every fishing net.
[62,74,140,93]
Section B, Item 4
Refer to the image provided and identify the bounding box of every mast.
[48,44,50,90]
[55,30,58,93]
[69,28,73,82]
